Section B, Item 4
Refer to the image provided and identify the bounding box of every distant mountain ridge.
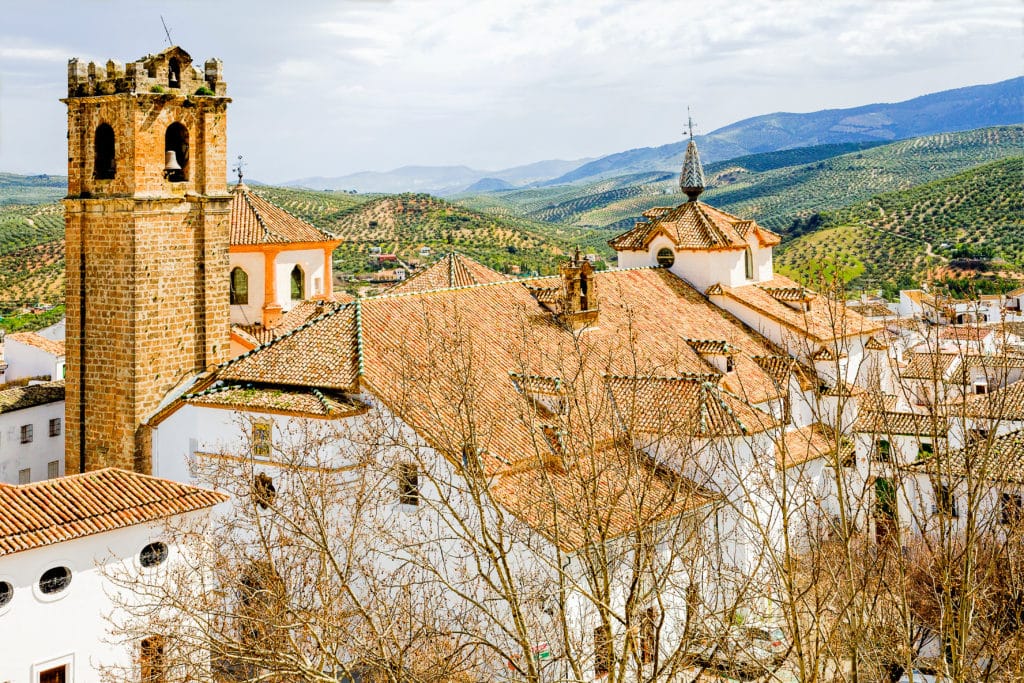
[285,158,593,196]
[547,77,1024,185]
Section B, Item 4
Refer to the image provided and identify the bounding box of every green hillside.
[0,186,612,314]
[0,173,67,206]
[263,190,611,276]
[775,157,1024,293]
[457,126,1024,235]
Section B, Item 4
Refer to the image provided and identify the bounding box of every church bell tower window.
[744,247,754,280]
[656,247,675,268]
[94,123,116,180]
[164,123,189,182]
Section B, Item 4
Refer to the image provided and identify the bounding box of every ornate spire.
[679,109,705,202]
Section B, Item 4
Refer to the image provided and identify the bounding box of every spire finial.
[679,108,705,201]
[233,155,246,184]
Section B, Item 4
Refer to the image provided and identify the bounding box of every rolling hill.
[775,157,1024,293]
[456,126,1024,235]
[256,189,611,277]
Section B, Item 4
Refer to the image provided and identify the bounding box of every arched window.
[94,123,116,180]
[580,272,589,311]
[656,247,674,268]
[744,246,754,280]
[168,58,181,88]
[290,265,304,300]
[140,635,166,683]
[230,267,249,305]
[164,123,189,183]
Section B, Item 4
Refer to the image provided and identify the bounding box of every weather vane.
[232,155,246,184]
[160,15,174,47]
[686,106,695,140]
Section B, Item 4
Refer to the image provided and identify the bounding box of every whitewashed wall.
[0,400,65,485]
[0,514,205,683]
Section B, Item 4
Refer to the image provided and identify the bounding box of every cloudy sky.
[0,0,1020,182]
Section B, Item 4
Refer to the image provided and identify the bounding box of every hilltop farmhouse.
[1,45,1022,681]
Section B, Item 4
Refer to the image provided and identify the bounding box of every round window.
[140,541,169,568]
[656,248,675,268]
[0,580,12,607]
[39,566,72,595]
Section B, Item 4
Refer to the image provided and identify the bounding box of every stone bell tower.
[62,46,231,475]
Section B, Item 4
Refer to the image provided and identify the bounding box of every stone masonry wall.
[63,49,230,474]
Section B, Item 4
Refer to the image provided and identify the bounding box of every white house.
[0,468,226,683]
[0,381,65,485]
[3,332,65,382]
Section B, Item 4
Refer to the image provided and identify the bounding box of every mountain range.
[282,77,1023,195]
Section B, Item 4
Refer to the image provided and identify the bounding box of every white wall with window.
[274,249,328,310]
[0,397,65,485]
[0,515,203,683]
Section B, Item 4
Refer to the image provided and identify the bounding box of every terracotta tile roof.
[605,374,778,437]
[230,184,337,246]
[853,410,947,437]
[948,354,1024,385]
[0,380,65,415]
[609,201,781,252]
[776,423,854,469]
[220,303,359,391]
[901,352,960,381]
[864,336,890,351]
[938,326,995,342]
[763,286,814,303]
[684,338,732,355]
[509,372,563,396]
[231,300,346,349]
[387,253,509,294]
[184,383,367,419]
[848,303,894,318]
[5,332,65,357]
[961,380,1024,420]
[0,468,226,556]
[717,275,883,344]
[913,429,1024,485]
[489,443,720,553]
[204,262,795,544]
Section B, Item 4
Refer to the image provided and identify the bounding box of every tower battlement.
[67,46,226,98]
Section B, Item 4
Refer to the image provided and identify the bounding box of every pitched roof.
[901,352,960,381]
[386,252,509,294]
[184,383,367,419]
[961,379,1024,420]
[0,380,65,415]
[231,298,353,349]
[0,468,226,556]
[230,184,338,246]
[848,302,894,318]
[489,443,719,553]
[609,201,781,252]
[853,410,948,437]
[5,332,65,357]
[948,354,1024,385]
[913,429,1024,485]
[716,275,883,343]
[776,423,854,469]
[204,262,796,547]
[605,374,778,437]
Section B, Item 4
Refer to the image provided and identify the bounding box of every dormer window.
[168,57,181,88]
[94,123,116,180]
[744,246,754,279]
[164,123,188,182]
